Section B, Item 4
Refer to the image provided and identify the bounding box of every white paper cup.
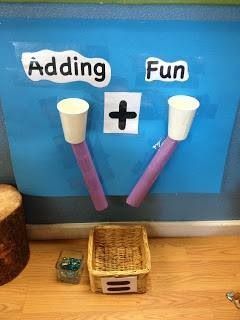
[168,95,200,141]
[57,98,89,144]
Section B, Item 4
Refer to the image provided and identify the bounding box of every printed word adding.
[21,49,111,88]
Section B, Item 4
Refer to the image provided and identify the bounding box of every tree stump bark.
[0,184,30,285]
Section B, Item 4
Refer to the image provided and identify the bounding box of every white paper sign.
[101,276,137,294]
[104,92,142,134]
[145,57,189,82]
[21,49,111,88]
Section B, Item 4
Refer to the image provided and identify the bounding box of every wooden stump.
[0,184,30,285]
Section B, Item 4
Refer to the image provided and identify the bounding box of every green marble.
[60,257,81,271]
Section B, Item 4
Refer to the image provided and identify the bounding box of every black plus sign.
[109,100,137,130]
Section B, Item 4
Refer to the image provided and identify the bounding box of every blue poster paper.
[0,19,239,196]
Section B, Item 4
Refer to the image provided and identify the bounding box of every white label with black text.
[104,92,142,134]
[21,49,111,88]
[145,57,189,82]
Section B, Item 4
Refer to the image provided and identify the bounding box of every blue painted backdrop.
[1,4,240,223]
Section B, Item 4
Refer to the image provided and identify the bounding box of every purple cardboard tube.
[126,137,178,208]
[72,142,108,212]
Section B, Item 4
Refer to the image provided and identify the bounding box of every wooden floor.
[1,236,240,319]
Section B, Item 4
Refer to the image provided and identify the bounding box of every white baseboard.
[27,220,240,240]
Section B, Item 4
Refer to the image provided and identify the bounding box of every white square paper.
[104,92,142,134]
[101,276,138,294]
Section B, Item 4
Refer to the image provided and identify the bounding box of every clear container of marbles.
[56,250,84,284]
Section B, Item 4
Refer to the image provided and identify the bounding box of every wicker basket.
[87,225,151,294]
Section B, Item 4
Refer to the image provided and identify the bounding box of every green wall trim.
[0,0,239,5]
